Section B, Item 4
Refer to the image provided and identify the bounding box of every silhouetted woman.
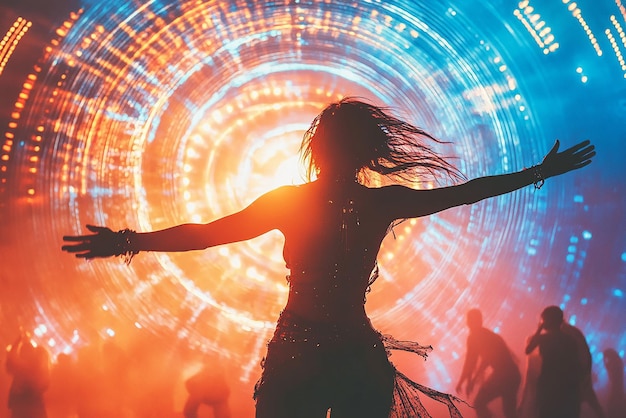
[62,97,595,418]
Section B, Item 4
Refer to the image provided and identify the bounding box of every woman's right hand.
[62,224,119,260]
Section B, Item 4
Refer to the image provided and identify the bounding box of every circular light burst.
[6,0,620,396]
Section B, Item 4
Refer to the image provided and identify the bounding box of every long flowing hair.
[300,97,463,184]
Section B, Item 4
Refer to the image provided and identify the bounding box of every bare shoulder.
[257,184,303,201]
[250,184,309,216]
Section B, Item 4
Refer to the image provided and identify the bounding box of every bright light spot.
[230,255,242,269]
[508,78,517,90]
[273,155,305,187]
[34,324,47,337]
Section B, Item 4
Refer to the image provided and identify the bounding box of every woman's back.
[277,179,395,322]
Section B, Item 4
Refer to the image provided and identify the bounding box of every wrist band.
[114,228,138,265]
[532,165,545,190]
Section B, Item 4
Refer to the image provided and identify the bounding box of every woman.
[62,97,595,417]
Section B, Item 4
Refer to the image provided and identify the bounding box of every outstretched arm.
[62,186,290,260]
[386,139,595,219]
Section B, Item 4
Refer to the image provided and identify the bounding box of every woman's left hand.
[540,139,595,179]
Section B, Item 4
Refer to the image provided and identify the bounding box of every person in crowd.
[5,331,50,418]
[525,306,583,418]
[561,316,605,418]
[456,309,521,418]
[602,348,626,418]
[183,359,231,418]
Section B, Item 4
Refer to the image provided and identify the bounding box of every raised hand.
[62,224,133,261]
[540,139,595,179]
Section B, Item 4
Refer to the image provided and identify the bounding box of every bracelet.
[113,228,138,265]
[532,165,545,190]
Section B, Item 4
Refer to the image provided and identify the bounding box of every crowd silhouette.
[2,305,623,418]
[5,332,50,418]
[1,328,241,418]
[452,305,623,418]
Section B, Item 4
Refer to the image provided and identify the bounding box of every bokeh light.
[1,0,624,416]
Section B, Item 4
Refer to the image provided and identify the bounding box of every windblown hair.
[300,97,463,183]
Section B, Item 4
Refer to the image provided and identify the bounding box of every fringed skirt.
[254,310,465,418]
